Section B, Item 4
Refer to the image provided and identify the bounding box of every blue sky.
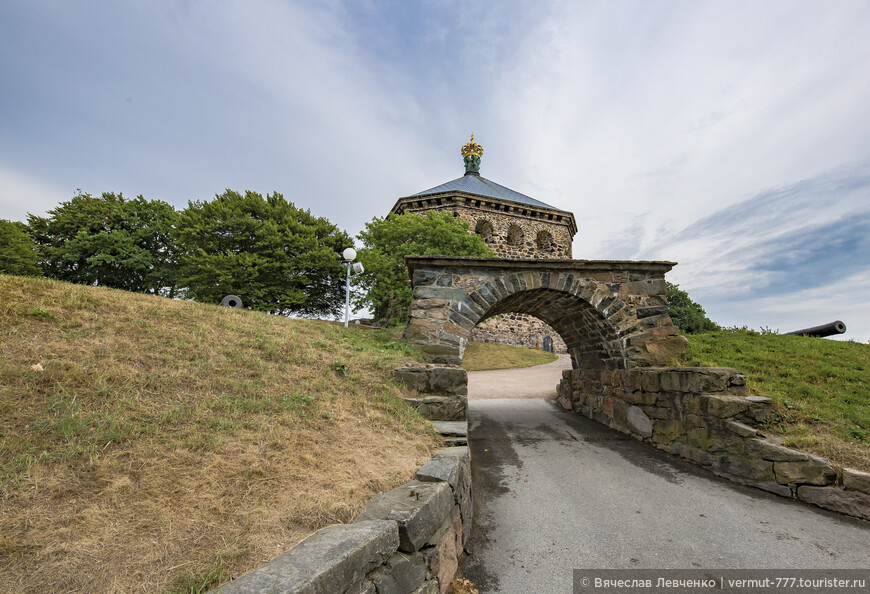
[2,1,869,341]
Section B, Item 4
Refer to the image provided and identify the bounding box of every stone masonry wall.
[557,367,870,521]
[404,258,687,369]
[402,202,574,260]
[471,313,568,353]
[393,364,468,421]
[398,198,576,352]
[211,446,473,594]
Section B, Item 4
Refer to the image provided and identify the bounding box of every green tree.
[666,282,718,334]
[176,190,351,316]
[355,211,493,325]
[27,192,180,294]
[0,219,40,276]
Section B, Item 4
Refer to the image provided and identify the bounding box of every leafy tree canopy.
[0,219,40,276]
[355,211,493,325]
[176,190,351,316]
[666,281,718,334]
[27,192,179,294]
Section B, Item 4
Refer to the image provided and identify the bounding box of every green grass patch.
[461,340,559,371]
[679,329,869,472]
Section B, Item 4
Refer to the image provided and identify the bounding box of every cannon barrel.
[784,320,846,337]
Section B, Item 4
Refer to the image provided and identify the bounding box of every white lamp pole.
[342,247,357,327]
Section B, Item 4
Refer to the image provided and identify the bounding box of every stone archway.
[403,256,687,369]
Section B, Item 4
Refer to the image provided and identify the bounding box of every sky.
[1,0,868,341]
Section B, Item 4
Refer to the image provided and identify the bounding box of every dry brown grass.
[0,274,440,593]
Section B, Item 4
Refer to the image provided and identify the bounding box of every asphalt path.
[467,354,571,400]
[461,365,870,593]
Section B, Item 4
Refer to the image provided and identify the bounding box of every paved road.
[461,385,870,592]
[468,355,571,400]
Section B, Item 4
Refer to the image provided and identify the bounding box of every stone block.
[427,366,467,395]
[212,520,399,594]
[423,509,462,592]
[744,398,777,424]
[418,447,471,503]
[627,406,653,438]
[651,419,685,445]
[723,420,758,438]
[712,455,774,482]
[410,581,439,594]
[636,305,669,319]
[743,439,811,462]
[700,394,749,419]
[843,469,870,494]
[696,369,730,392]
[688,423,744,453]
[613,399,629,427]
[774,458,837,486]
[413,269,439,286]
[366,552,426,594]
[750,481,794,498]
[421,349,462,367]
[402,396,466,421]
[345,580,377,594]
[640,371,661,392]
[625,390,658,406]
[670,442,714,466]
[414,287,466,301]
[658,370,694,392]
[356,481,454,553]
[797,486,870,521]
[393,367,431,392]
[644,406,670,420]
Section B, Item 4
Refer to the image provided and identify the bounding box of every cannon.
[784,320,846,338]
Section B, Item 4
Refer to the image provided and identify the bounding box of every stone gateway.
[390,135,578,352]
[403,256,688,370]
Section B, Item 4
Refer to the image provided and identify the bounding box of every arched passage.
[475,287,622,369]
[403,256,687,369]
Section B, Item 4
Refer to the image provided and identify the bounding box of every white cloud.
[1,1,869,339]
[0,165,68,222]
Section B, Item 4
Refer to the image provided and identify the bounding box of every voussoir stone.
[211,520,398,594]
[356,481,454,553]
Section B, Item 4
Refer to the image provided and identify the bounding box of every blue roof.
[411,174,558,210]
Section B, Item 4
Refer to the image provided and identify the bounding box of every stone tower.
[390,136,577,352]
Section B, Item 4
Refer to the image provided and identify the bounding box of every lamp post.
[342,247,357,327]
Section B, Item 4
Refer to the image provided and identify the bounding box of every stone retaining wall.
[557,367,870,521]
[211,446,473,594]
[393,364,468,421]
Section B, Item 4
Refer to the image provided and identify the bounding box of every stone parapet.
[210,447,473,594]
[557,367,870,521]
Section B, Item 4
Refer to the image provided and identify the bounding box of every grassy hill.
[679,329,869,473]
[0,274,440,593]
